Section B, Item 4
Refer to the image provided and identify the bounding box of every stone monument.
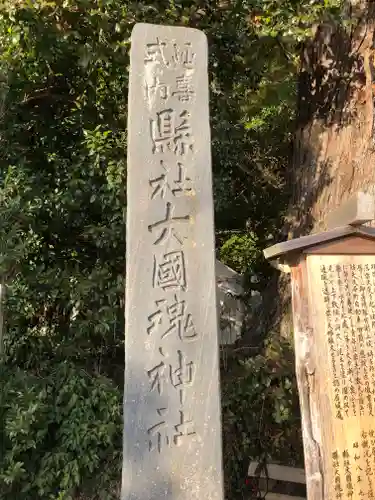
[122,23,224,500]
[264,191,375,500]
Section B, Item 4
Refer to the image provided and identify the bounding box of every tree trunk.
[240,5,375,343]
[265,3,375,340]
[289,3,375,238]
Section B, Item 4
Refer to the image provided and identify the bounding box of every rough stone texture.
[326,191,375,230]
[122,23,224,500]
[216,259,244,345]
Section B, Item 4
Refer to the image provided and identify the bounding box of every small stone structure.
[215,259,244,345]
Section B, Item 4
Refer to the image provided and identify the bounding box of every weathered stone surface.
[216,260,244,345]
[122,23,224,500]
[326,191,374,230]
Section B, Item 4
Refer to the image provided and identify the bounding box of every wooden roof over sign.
[264,225,375,262]
[263,191,375,270]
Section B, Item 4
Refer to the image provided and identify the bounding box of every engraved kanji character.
[150,160,172,199]
[164,294,197,340]
[147,408,196,453]
[147,360,166,395]
[148,202,190,246]
[172,42,195,68]
[150,109,193,155]
[172,74,195,102]
[145,38,170,67]
[169,350,194,388]
[169,349,195,403]
[145,39,195,69]
[145,75,170,106]
[153,250,186,290]
[150,109,175,152]
[172,163,193,196]
[147,407,170,452]
[147,294,197,341]
[147,349,195,400]
[149,160,192,200]
[174,410,196,445]
[147,299,167,334]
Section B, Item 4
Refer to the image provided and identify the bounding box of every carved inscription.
[149,161,192,199]
[143,33,199,455]
[147,348,195,403]
[153,251,186,291]
[320,264,375,419]
[150,109,194,155]
[144,37,196,110]
[148,202,190,246]
[147,408,196,453]
[125,24,223,500]
[144,39,196,69]
[173,74,195,101]
[147,295,197,341]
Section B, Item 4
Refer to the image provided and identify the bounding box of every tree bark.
[241,5,375,344]
[289,3,375,238]
[265,3,375,340]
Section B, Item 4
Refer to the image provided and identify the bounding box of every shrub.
[0,362,122,500]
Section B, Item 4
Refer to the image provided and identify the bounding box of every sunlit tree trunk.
[267,3,375,339]
[289,2,375,238]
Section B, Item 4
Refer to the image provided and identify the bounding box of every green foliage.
[0,0,343,498]
[251,0,343,40]
[0,363,122,500]
[219,233,260,275]
[222,338,303,498]
[0,1,127,496]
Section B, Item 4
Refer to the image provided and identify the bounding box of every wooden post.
[264,191,375,500]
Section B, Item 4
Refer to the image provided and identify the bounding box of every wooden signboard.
[264,193,375,500]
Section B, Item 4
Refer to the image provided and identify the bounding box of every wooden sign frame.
[264,193,375,500]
